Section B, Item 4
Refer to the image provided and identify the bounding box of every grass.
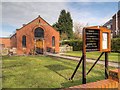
[2,55,116,88]
[63,51,119,62]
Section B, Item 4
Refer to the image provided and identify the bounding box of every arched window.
[52,36,55,47]
[22,35,26,47]
[34,27,44,38]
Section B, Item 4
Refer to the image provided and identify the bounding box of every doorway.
[34,27,44,54]
[36,39,43,54]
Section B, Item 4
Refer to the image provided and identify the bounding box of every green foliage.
[113,34,120,38]
[52,22,59,30]
[61,40,83,51]
[111,38,120,52]
[61,38,120,52]
[52,9,73,40]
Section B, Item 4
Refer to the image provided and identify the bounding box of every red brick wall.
[10,34,17,48]
[16,16,59,55]
[0,38,10,48]
[64,69,119,89]
[68,79,118,89]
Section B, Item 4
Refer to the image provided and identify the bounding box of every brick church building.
[1,16,60,55]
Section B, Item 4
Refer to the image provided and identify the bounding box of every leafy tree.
[61,32,68,40]
[53,9,73,40]
[73,22,89,39]
[73,22,84,39]
[52,22,58,30]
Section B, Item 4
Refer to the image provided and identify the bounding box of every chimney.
[23,24,26,26]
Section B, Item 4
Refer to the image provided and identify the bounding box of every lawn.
[62,51,119,62]
[2,55,116,88]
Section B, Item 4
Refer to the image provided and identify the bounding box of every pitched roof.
[17,15,58,33]
[0,37,10,39]
[10,33,16,39]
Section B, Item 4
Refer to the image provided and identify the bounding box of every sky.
[1,0,119,37]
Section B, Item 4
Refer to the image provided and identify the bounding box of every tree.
[52,9,73,40]
[52,22,58,30]
[66,12,73,39]
[60,32,68,40]
[73,22,87,39]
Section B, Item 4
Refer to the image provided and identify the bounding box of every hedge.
[61,40,83,51]
[61,38,120,52]
[111,38,120,52]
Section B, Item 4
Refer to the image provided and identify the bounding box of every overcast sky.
[1,0,119,37]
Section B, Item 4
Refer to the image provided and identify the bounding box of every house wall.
[104,10,120,38]
[118,10,120,35]
[112,10,120,37]
[10,34,17,48]
[112,15,116,37]
[0,38,10,48]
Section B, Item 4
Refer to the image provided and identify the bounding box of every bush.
[61,40,83,51]
[61,38,120,52]
[111,38,120,52]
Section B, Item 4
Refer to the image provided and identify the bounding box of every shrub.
[111,38,120,52]
[61,38,120,52]
[61,40,83,51]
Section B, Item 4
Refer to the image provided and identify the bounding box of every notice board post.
[82,26,111,84]
[105,52,108,79]
[82,29,86,84]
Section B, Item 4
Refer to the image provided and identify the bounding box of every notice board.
[85,29,100,52]
[83,26,111,52]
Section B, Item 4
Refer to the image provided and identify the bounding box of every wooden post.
[105,52,108,79]
[69,55,83,80]
[82,52,86,84]
[82,28,86,84]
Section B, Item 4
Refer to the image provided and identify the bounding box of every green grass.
[2,55,116,88]
[63,51,119,62]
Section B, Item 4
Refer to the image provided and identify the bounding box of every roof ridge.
[16,15,59,33]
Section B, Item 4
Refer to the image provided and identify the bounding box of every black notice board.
[85,29,100,52]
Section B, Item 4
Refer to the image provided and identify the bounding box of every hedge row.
[111,38,120,52]
[61,40,83,51]
[61,38,120,52]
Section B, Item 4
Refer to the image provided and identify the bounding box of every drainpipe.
[116,12,118,36]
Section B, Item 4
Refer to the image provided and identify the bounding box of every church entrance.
[36,39,43,54]
[34,27,44,54]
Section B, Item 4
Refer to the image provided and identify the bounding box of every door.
[36,39,43,54]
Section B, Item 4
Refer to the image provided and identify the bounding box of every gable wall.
[16,17,59,55]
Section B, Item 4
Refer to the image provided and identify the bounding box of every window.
[34,27,44,38]
[22,35,26,47]
[52,36,55,47]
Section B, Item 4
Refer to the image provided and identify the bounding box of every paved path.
[46,53,119,68]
